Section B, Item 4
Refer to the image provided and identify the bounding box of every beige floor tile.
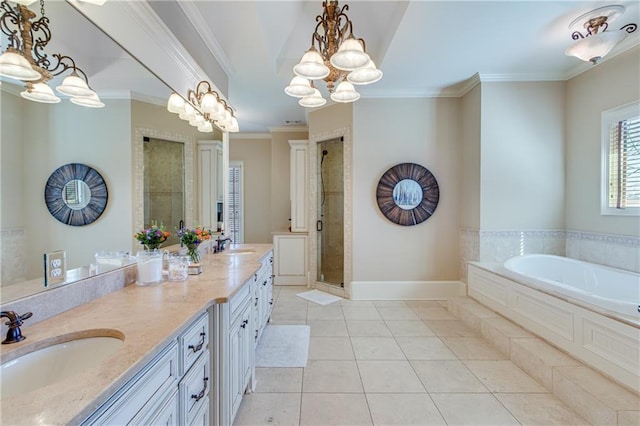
[343,306,382,320]
[302,360,363,393]
[464,360,547,393]
[396,337,458,360]
[404,300,445,308]
[366,393,446,425]
[442,337,508,360]
[351,337,406,360]
[510,338,580,390]
[376,307,420,321]
[496,393,591,426]
[340,300,375,307]
[307,306,344,320]
[357,360,426,393]
[346,320,392,337]
[431,393,520,425]
[300,393,372,425]
[234,393,301,426]
[411,360,487,393]
[308,337,354,360]
[270,319,308,325]
[412,307,457,320]
[424,320,479,337]
[307,320,349,337]
[254,368,303,393]
[385,320,435,337]
[372,300,408,307]
[271,307,307,322]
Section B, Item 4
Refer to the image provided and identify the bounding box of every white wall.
[352,98,462,282]
[480,82,566,230]
[566,47,640,237]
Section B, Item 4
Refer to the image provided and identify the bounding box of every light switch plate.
[44,250,66,287]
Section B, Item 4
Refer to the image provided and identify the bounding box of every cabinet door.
[144,389,179,426]
[229,315,243,419]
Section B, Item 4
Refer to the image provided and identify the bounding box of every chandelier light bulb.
[56,72,93,97]
[167,92,185,113]
[565,30,629,64]
[0,49,41,81]
[330,36,370,71]
[331,81,360,103]
[284,76,315,98]
[299,88,326,108]
[69,91,105,108]
[347,60,383,85]
[20,82,61,104]
[293,47,330,80]
[200,92,218,114]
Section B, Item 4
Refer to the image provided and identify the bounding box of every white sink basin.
[1,331,124,399]
[221,249,255,256]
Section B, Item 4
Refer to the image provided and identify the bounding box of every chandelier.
[0,0,104,107]
[167,80,239,133]
[285,0,382,108]
[565,5,637,65]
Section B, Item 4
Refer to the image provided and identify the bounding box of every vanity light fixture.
[0,0,105,107]
[166,80,239,133]
[285,0,382,108]
[565,5,637,64]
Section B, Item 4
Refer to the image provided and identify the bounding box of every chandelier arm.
[0,1,21,50]
[195,80,212,97]
[571,30,585,40]
[30,14,51,69]
[621,23,638,34]
[48,54,92,87]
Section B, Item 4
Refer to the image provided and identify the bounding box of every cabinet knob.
[240,319,249,328]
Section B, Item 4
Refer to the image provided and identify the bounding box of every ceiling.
[7,1,640,133]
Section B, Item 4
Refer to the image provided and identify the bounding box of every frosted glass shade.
[285,76,315,98]
[12,0,38,6]
[293,48,330,80]
[20,83,61,103]
[56,72,93,97]
[0,50,41,81]
[227,116,239,132]
[69,92,105,108]
[330,37,370,71]
[197,122,213,133]
[167,92,185,113]
[200,92,218,114]
[347,60,383,85]
[565,30,629,64]
[179,103,196,121]
[299,88,326,108]
[331,81,360,103]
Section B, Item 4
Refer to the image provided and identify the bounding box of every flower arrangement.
[177,226,212,264]
[134,221,170,250]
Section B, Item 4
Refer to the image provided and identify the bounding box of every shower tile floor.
[234,286,591,426]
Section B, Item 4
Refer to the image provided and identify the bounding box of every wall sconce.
[565,5,637,65]
[167,81,239,133]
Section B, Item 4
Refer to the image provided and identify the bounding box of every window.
[227,162,244,243]
[601,101,640,215]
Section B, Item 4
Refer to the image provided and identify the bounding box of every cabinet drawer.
[84,343,179,425]
[180,312,209,374]
[180,350,210,425]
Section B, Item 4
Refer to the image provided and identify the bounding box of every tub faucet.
[1,311,32,344]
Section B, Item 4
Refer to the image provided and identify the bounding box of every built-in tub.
[467,255,640,393]
[503,254,639,319]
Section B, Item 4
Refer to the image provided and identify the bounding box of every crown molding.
[268,125,309,133]
[231,132,272,139]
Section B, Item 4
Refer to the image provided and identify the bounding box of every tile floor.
[234,286,592,426]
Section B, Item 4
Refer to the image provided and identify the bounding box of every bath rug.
[255,325,310,367]
[296,289,343,305]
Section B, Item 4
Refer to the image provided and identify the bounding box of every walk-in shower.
[317,138,344,286]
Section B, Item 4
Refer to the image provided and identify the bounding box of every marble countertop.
[0,244,273,425]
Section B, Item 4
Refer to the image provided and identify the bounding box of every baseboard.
[350,281,466,300]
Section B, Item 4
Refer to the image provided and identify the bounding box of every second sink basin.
[1,330,124,399]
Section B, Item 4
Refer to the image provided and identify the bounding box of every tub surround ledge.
[0,243,273,426]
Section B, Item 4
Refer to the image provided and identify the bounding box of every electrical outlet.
[44,250,66,287]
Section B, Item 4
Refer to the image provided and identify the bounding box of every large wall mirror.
[0,1,224,303]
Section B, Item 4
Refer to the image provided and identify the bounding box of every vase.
[135,249,164,285]
[144,243,161,250]
[186,243,200,264]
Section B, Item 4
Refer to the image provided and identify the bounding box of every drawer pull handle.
[240,319,249,328]
[262,280,267,286]
[191,377,209,402]
[188,332,206,353]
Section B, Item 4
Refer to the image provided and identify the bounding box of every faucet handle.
[18,312,33,324]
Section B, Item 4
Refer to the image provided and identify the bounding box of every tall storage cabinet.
[288,140,308,233]
[197,140,223,230]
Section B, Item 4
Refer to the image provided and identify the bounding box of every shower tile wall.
[460,228,640,282]
[143,139,184,246]
[320,140,344,284]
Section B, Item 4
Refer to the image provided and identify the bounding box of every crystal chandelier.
[0,0,105,107]
[285,0,382,108]
[167,80,239,133]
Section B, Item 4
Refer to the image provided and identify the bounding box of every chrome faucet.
[1,311,32,344]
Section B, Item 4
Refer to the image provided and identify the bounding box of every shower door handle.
[316,220,323,232]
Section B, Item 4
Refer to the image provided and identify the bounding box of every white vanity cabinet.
[273,233,308,286]
[83,311,210,426]
[253,252,274,344]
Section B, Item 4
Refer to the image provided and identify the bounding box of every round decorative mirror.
[44,163,108,226]
[376,163,439,226]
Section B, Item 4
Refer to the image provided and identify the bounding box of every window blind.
[227,165,242,243]
[608,115,640,209]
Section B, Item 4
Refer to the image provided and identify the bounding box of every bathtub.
[503,254,640,318]
[467,257,640,393]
